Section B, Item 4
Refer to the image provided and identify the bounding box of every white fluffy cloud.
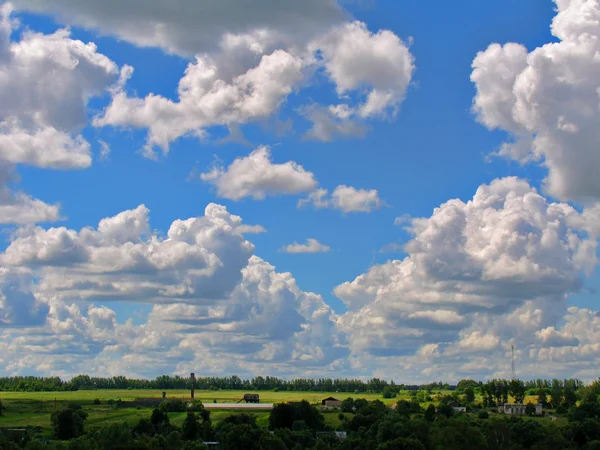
[299,185,383,213]
[10,0,346,56]
[303,21,415,140]
[336,177,595,361]
[0,165,61,224]
[282,238,331,254]
[0,269,49,327]
[0,252,345,377]
[0,8,123,224]
[95,50,305,158]
[471,0,600,202]
[93,18,415,152]
[200,146,317,200]
[1,203,255,303]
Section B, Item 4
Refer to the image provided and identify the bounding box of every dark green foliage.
[50,404,88,440]
[424,404,435,422]
[436,402,455,418]
[465,386,475,404]
[525,402,536,416]
[477,410,489,419]
[181,412,200,440]
[268,400,325,431]
[382,386,397,399]
[536,388,548,407]
[377,437,425,450]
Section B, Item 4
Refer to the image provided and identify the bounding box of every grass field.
[0,389,548,433]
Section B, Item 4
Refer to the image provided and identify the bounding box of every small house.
[498,403,542,416]
[321,396,342,407]
[449,401,466,413]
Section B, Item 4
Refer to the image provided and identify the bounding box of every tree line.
[0,375,454,393]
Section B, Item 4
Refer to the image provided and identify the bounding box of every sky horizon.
[1,0,600,383]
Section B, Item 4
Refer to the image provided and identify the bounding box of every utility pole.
[190,373,195,399]
[511,345,516,380]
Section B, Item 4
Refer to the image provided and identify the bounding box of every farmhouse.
[321,396,342,407]
[498,403,543,416]
[449,401,466,413]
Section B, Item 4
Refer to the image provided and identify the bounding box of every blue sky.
[1,0,600,381]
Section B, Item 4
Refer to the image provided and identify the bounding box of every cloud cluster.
[1,204,255,304]
[0,6,123,224]
[11,0,345,56]
[93,17,415,152]
[0,218,345,376]
[471,0,600,202]
[336,177,595,364]
[1,179,599,381]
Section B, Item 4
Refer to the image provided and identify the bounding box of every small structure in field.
[240,393,260,403]
[321,397,342,408]
[498,403,542,416]
[449,401,466,413]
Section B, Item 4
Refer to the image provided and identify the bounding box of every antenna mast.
[511,345,516,380]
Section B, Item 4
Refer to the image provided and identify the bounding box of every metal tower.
[511,345,516,380]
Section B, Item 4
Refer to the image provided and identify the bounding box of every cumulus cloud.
[0,165,61,224]
[200,146,317,200]
[0,9,123,224]
[298,185,383,213]
[471,0,600,202]
[303,21,415,140]
[0,255,346,376]
[95,50,305,157]
[11,0,346,56]
[1,203,255,303]
[0,269,49,327]
[281,238,331,254]
[92,18,415,151]
[336,177,595,359]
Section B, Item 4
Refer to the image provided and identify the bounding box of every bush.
[478,410,489,419]
[338,413,345,421]
[93,398,101,405]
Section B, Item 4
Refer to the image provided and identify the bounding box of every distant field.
[0,389,400,405]
[0,389,545,432]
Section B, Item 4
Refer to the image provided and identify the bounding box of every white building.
[498,403,542,416]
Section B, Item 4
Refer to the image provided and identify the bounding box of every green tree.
[182,412,200,440]
[377,437,425,450]
[465,387,475,404]
[383,386,397,399]
[537,389,548,407]
[50,405,88,440]
[424,404,435,422]
[341,398,355,413]
[509,379,526,404]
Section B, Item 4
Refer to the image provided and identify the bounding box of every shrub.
[478,410,489,419]
[93,398,101,405]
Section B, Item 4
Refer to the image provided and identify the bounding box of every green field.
[0,389,397,404]
[0,389,547,433]
[0,389,398,432]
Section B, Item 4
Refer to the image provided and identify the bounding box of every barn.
[321,397,342,407]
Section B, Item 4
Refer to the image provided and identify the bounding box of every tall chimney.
[190,373,196,399]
